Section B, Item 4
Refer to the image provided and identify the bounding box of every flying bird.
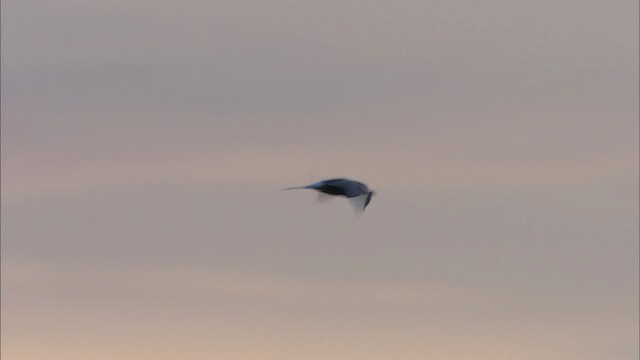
[283,178,375,213]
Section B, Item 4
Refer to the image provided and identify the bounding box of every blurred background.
[2,1,638,359]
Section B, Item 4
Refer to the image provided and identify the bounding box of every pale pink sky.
[2,1,638,359]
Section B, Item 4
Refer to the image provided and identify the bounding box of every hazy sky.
[2,1,638,359]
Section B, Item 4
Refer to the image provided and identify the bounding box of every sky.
[1,1,638,359]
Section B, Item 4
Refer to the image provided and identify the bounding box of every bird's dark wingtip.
[364,192,374,209]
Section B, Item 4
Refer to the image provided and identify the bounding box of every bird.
[282,178,375,213]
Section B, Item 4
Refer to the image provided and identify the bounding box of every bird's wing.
[348,194,371,215]
[315,192,334,203]
[364,191,373,209]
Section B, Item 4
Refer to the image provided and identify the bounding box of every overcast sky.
[2,1,638,359]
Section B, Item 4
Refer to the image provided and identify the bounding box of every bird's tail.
[281,186,307,191]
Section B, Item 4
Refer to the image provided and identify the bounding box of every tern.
[283,178,375,213]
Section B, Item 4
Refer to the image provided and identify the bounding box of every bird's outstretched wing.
[364,191,373,208]
[315,192,334,204]
[348,194,371,215]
